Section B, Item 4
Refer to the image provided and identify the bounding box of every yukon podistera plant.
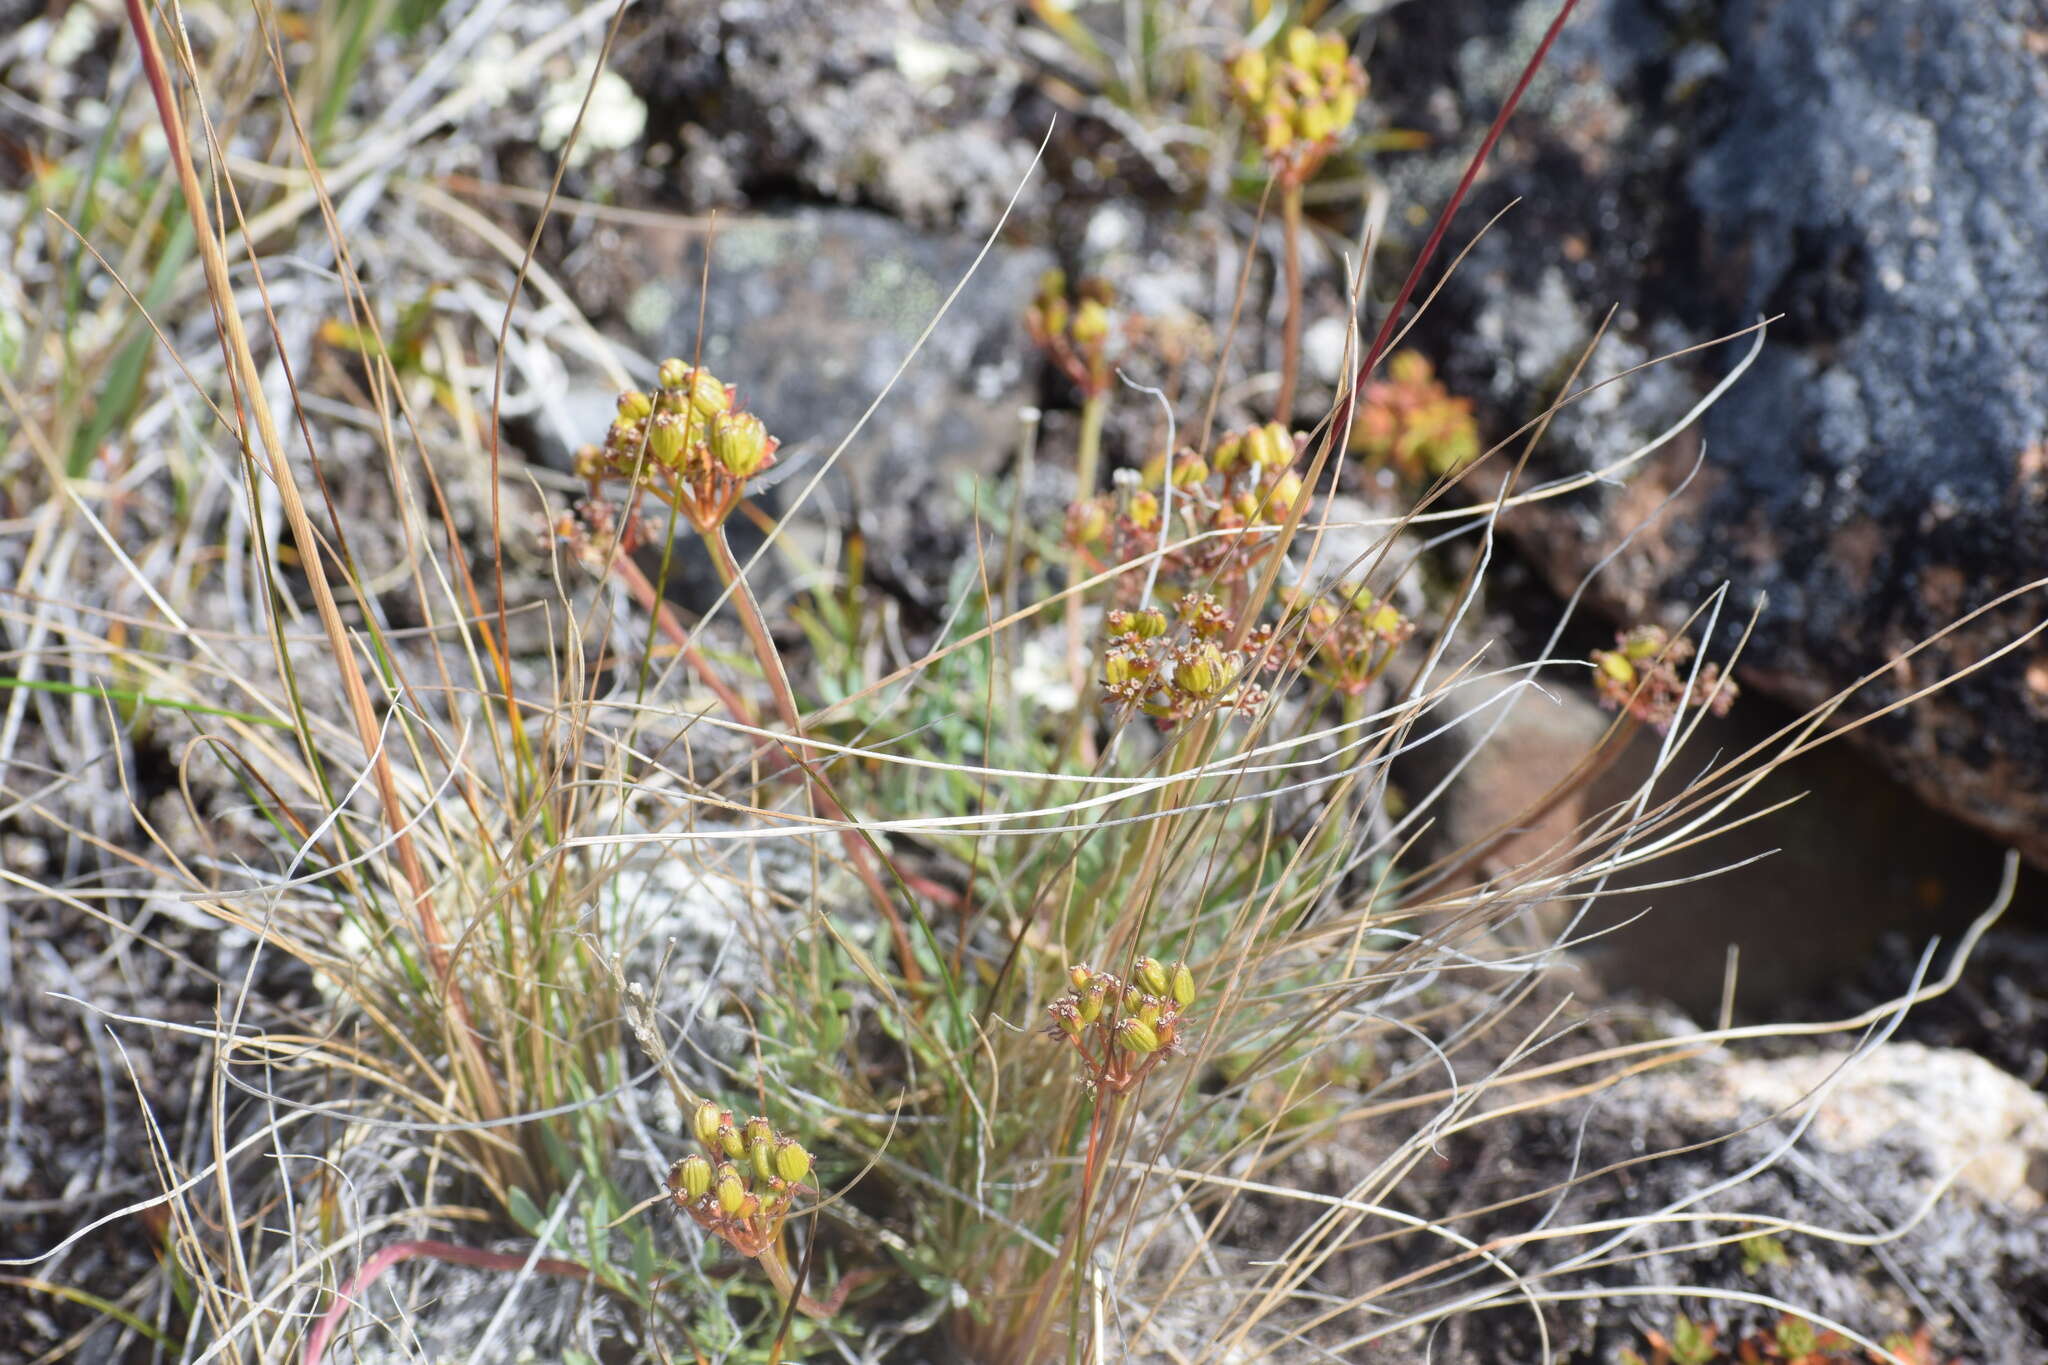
[667,1099,815,1261]
[1227,23,1368,420]
[1044,955,1198,1095]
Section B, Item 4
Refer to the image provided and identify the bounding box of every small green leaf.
[1739,1231,1788,1276]
[1669,1316,1718,1365]
[586,1186,613,1263]
[505,1186,545,1236]
[630,1234,660,1284]
[540,1124,576,1181]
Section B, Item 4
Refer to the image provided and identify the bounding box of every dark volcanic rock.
[1373,0,2048,861]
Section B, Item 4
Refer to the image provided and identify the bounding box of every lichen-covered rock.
[616,0,1040,233]
[1275,1038,2048,1363]
[1482,1041,2048,1362]
[1373,0,2048,863]
[565,206,1050,608]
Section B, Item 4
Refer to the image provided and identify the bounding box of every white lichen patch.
[539,63,647,167]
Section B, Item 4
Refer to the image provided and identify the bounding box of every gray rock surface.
[570,206,1050,609]
[1285,1038,2048,1362]
[1484,1041,2048,1362]
[617,0,1040,233]
[1373,0,2048,862]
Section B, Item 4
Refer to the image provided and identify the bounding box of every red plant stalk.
[1230,0,1584,659]
[1338,0,1587,436]
[301,1240,589,1365]
[1065,1093,1114,1365]
[754,1238,878,1321]
[1275,177,1305,422]
[608,552,762,729]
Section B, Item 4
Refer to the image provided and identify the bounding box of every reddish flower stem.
[608,552,761,730]
[1336,0,1585,439]
[756,1240,881,1321]
[1275,177,1305,423]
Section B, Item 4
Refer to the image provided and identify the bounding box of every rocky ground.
[4,0,2046,1360]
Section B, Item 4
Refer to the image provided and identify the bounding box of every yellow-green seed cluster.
[1026,269,1118,398]
[573,358,778,534]
[1283,580,1414,698]
[1066,420,1308,610]
[1046,955,1198,1094]
[1590,625,1739,733]
[1228,26,1367,179]
[1347,350,1480,481]
[1097,592,1279,727]
[665,1099,814,1257]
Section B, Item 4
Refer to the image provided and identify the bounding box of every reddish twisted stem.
[1276,178,1305,423]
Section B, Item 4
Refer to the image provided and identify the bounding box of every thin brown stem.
[1066,1092,1113,1365]
[608,553,759,729]
[1337,0,1588,439]
[702,527,925,988]
[122,0,513,1143]
[1064,392,1108,766]
[1275,178,1305,424]
[1431,713,1644,896]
